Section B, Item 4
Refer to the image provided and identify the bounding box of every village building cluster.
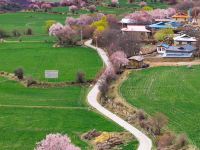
[120,10,199,67]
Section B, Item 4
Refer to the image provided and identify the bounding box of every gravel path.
[85,39,152,150]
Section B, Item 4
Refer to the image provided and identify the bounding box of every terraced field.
[120,66,200,148]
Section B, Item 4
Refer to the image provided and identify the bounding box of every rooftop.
[149,21,182,29]
[121,25,151,32]
[166,44,196,52]
[173,34,197,42]
[172,12,189,19]
[129,55,144,61]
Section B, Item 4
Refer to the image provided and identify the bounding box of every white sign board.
[45,70,59,79]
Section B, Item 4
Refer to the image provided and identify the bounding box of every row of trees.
[0,28,32,39]
[125,7,176,25]
[49,13,115,46]
[28,0,97,13]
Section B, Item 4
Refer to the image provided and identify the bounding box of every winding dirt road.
[85,39,152,150]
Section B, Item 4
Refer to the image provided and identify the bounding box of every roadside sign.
[45,70,59,79]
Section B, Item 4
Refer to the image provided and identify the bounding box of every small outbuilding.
[128,56,144,68]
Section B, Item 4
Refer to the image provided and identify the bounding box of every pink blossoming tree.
[49,23,78,45]
[69,5,79,14]
[41,3,52,12]
[35,133,80,150]
[126,11,154,25]
[110,51,129,73]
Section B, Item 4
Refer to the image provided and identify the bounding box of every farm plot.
[120,66,200,148]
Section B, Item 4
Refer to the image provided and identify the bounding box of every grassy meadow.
[120,66,200,148]
[0,42,102,82]
[0,8,122,150]
[0,78,123,150]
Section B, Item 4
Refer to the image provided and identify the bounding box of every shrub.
[142,6,153,11]
[69,5,79,14]
[25,28,33,35]
[35,133,80,150]
[0,28,9,38]
[76,71,85,83]
[150,113,168,135]
[99,80,109,98]
[154,28,174,42]
[136,109,146,121]
[157,132,175,148]
[14,68,24,80]
[27,77,37,87]
[175,134,188,149]
[12,29,21,37]
[103,66,116,84]
[88,5,96,13]
[45,20,56,32]
[110,0,119,7]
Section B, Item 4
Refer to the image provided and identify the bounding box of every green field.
[0,10,124,150]
[0,42,102,82]
[0,12,65,34]
[120,66,200,148]
[0,78,124,150]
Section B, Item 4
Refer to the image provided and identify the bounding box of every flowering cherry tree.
[49,23,64,36]
[35,133,80,150]
[111,0,119,7]
[110,51,129,73]
[49,23,77,45]
[69,5,79,14]
[28,4,40,11]
[88,5,96,13]
[148,8,176,19]
[60,0,73,6]
[126,11,154,25]
[66,15,93,26]
[41,3,52,12]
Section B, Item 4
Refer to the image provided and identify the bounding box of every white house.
[121,25,151,39]
[121,25,151,32]
[157,43,196,58]
[157,43,170,54]
[173,34,197,45]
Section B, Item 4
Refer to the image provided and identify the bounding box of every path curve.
[85,39,152,150]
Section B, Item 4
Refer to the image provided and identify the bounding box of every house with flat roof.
[157,43,196,58]
[173,34,197,45]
